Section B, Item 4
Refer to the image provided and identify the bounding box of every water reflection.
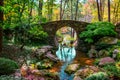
[56,44,76,62]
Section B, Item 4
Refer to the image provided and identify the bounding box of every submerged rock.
[65,63,80,74]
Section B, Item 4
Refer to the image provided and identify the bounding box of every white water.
[56,44,76,80]
[56,44,76,62]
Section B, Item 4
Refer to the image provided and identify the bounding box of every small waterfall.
[56,44,76,62]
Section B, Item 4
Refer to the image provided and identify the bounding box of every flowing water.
[56,44,76,62]
[54,45,94,80]
[59,62,74,80]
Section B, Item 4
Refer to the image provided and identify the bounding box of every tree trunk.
[108,0,110,22]
[75,0,79,20]
[60,0,63,20]
[38,0,43,16]
[47,0,50,21]
[99,0,103,21]
[70,0,73,20]
[0,0,3,53]
[29,0,34,17]
[28,0,34,24]
[100,0,105,21]
[49,0,54,21]
[61,0,68,19]
[96,0,101,21]
[47,0,54,21]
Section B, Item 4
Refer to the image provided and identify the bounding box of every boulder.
[99,57,115,66]
[35,48,48,59]
[41,45,53,50]
[65,63,80,74]
[74,66,102,79]
[73,76,83,80]
[112,49,119,59]
[98,50,109,57]
[88,49,98,58]
[34,45,53,59]
[45,51,59,62]
[98,37,118,45]
[85,72,109,80]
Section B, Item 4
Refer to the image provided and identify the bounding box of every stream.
[59,62,74,80]
[56,45,76,80]
[55,44,94,80]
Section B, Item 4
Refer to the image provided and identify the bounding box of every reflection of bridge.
[41,20,89,50]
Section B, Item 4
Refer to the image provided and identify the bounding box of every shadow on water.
[55,44,94,80]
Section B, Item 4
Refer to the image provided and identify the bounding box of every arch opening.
[55,26,77,62]
[55,26,78,47]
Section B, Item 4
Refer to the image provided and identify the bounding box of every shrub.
[36,59,53,69]
[95,43,111,50]
[116,62,120,70]
[28,25,48,44]
[79,22,117,44]
[0,75,25,80]
[107,46,120,61]
[85,72,109,80]
[0,58,19,75]
[94,59,100,65]
[116,53,120,61]
[102,64,120,77]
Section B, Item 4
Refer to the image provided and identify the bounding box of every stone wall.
[41,20,89,50]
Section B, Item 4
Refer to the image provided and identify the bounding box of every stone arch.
[41,20,89,49]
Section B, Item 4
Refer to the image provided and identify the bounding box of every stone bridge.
[41,20,89,50]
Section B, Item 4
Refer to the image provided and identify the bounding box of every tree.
[2,0,48,47]
[112,0,120,23]
[38,0,43,16]
[47,0,54,21]
[60,0,63,20]
[96,0,105,21]
[28,0,35,21]
[96,0,101,21]
[108,0,110,22]
[70,0,73,20]
[0,0,3,53]
[75,0,79,20]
